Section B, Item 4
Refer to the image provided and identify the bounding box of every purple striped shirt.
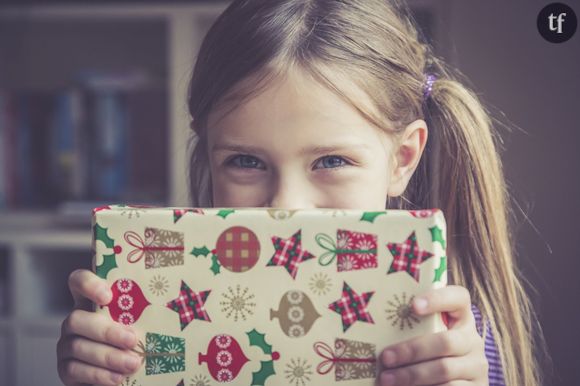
[471,304,505,385]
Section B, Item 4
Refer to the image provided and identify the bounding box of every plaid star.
[166,280,211,330]
[173,208,204,223]
[329,281,374,332]
[387,231,434,282]
[266,230,315,279]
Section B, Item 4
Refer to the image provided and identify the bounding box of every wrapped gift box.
[92,205,448,386]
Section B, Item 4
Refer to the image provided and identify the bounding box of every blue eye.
[314,155,349,169]
[228,155,265,169]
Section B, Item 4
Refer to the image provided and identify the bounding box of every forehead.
[207,66,383,139]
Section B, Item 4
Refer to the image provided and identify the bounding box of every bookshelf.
[0,1,446,385]
[0,3,228,385]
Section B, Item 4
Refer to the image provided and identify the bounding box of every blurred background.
[0,0,578,385]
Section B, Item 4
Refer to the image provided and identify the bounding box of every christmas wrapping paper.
[92,205,448,386]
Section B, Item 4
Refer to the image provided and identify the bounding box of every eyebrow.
[212,142,371,156]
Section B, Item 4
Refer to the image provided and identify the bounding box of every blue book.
[94,90,128,200]
[50,91,79,200]
[0,92,6,209]
[16,95,33,206]
[0,92,17,209]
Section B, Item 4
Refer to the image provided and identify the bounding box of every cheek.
[314,173,388,210]
[211,174,269,207]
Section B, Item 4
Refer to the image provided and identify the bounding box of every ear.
[387,119,428,197]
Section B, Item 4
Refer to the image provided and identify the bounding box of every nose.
[267,173,314,209]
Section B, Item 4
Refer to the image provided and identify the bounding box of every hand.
[379,285,488,386]
[57,269,142,386]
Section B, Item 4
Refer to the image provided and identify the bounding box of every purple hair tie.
[422,73,437,101]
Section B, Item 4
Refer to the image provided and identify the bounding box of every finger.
[379,353,487,386]
[68,269,111,310]
[412,286,473,327]
[381,329,479,368]
[58,358,126,386]
[58,334,142,375]
[61,309,137,350]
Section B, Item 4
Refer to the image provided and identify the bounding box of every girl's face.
[206,67,427,210]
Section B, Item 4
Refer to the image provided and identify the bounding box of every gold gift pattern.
[124,227,184,269]
[314,338,377,381]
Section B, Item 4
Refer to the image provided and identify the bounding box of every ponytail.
[401,71,542,386]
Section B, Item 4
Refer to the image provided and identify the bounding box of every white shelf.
[0,230,91,249]
[17,315,68,331]
[0,4,226,385]
[0,318,12,328]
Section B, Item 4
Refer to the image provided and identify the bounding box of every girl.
[57,0,542,385]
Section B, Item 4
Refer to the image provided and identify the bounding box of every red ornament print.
[215,226,260,272]
[199,334,249,382]
[106,278,151,325]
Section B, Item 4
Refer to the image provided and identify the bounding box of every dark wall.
[434,1,580,385]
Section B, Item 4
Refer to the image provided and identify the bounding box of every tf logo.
[537,3,577,43]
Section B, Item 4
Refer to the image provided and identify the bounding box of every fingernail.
[125,354,140,371]
[381,372,396,386]
[120,330,136,347]
[110,372,124,384]
[414,297,428,312]
[383,350,396,367]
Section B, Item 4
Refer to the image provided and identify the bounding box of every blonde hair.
[187,1,543,384]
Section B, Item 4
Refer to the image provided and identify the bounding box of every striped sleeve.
[471,304,505,386]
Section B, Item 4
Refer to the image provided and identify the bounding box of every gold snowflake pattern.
[220,285,256,321]
[120,207,145,219]
[308,272,332,296]
[121,377,139,386]
[149,275,170,296]
[385,292,420,330]
[285,357,313,386]
[190,374,211,386]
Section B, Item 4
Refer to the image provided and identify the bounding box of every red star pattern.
[387,231,434,282]
[329,281,374,332]
[266,230,315,279]
[166,280,211,330]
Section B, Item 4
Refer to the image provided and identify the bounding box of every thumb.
[68,269,111,311]
[412,285,473,329]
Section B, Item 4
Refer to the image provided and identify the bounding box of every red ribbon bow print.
[124,230,184,263]
[313,341,375,375]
